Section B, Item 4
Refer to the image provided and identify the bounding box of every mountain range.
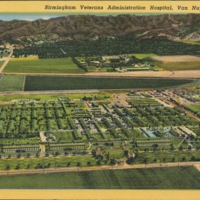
[1,14,200,41]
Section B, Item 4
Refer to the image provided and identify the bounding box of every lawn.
[129,53,156,59]
[0,60,4,68]
[186,105,200,113]
[159,62,200,71]
[24,76,193,91]
[0,75,25,92]
[0,155,97,170]
[0,166,199,189]
[0,92,110,102]
[4,57,85,74]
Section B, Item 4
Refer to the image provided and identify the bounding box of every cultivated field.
[159,62,200,71]
[153,55,200,62]
[24,76,193,91]
[0,75,25,92]
[3,57,85,74]
[0,167,199,189]
[152,55,200,71]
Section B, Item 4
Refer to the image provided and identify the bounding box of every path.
[3,70,200,78]
[0,50,13,73]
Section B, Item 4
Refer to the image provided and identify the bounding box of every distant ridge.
[1,14,200,41]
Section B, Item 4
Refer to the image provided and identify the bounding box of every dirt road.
[2,70,200,78]
[0,51,13,73]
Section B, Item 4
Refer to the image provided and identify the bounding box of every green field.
[24,76,193,91]
[0,75,25,91]
[0,166,199,189]
[186,105,200,113]
[128,53,156,59]
[159,62,200,70]
[4,57,85,74]
[0,60,4,68]
[0,92,110,102]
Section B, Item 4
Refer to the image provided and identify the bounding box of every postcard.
[0,0,200,200]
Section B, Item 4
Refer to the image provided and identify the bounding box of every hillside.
[2,14,200,41]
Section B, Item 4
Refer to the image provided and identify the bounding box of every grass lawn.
[0,155,97,170]
[53,132,73,142]
[159,62,200,70]
[4,57,85,74]
[0,92,110,102]
[0,60,4,67]
[128,53,156,59]
[186,105,200,113]
[135,150,200,164]
[0,75,25,92]
[0,166,199,189]
[24,76,193,91]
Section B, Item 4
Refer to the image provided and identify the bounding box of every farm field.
[24,76,193,91]
[159,62,200,71]
[3,57,85,74]
[0,75,25,91]
[0,167,199,189]
[153,55,200,62]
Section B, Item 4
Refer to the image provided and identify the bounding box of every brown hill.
[1,14,200,41]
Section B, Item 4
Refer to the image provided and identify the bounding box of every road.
[0,161,200,176]
[0,50,13,73]
[2,70,200,78]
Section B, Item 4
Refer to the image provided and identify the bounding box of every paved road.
[0,161,199,176]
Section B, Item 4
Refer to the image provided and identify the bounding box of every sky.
[0,12,181,21]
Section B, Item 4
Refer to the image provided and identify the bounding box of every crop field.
[159,62,200,71]
[24,76,193,91]
[0,75,25,91]
[4,57,85,74]
[0,166,199,189]
[153,55,200,62]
